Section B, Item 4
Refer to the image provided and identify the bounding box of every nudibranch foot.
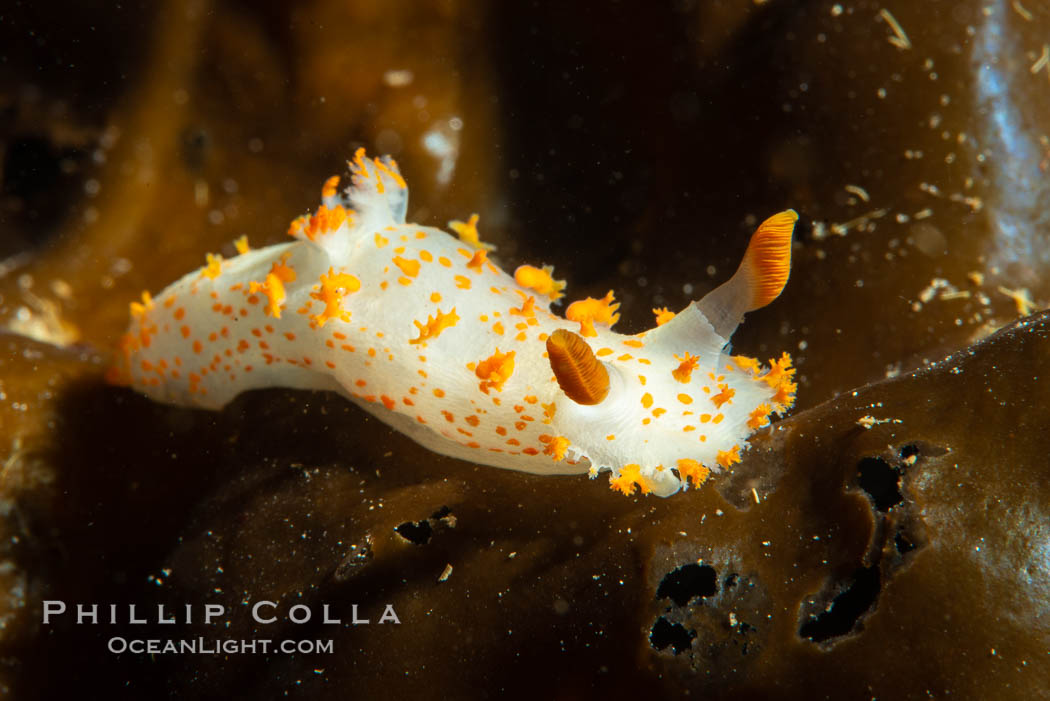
[112,150,798,498]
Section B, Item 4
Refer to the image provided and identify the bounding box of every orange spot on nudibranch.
[234,235,250,255]
[200,253,223,280]
[538,434,570,461]
[248,253,297,319]
[734,355,761,374]
[772,378,797,411]
[509,294,537,318]
[653,307,676,326]
[128,291,153,321]
[609,464,650,496]
[716,445,742,468]
[761,352,795,388]
[249,273,286,318]
[672,353,700,383]
[710,383,736,408]
[676,459,711,488]
[309,267,361,327]
[393,256,420,278]
[466,250,488,273]
[448,213,495,251]
[409,308,460,345]
[748,403,772,429]
[475,348,515,394]
[514,264,566,302]
[295,204,349,240]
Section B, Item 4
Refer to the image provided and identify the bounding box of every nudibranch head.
[542,211,799,497]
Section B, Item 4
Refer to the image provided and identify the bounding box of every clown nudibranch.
[110,150,798,497]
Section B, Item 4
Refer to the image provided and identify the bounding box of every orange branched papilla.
[475,349,515,393]
[565,291,620,337]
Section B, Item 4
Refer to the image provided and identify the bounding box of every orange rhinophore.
[545,329,609,406]
[742,210,797,311]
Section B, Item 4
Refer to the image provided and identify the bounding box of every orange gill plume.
[545,329,609,405]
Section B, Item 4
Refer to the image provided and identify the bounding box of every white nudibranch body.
[111,149,798,497]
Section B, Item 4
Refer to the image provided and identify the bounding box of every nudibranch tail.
[546,329,610,405]
[112,147,800,500]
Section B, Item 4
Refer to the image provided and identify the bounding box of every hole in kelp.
[799,566,880,644]
[649,616,695,655]
[656,563,717,606]
[393,519,433,545]
[894,530,916,554]
[856,457,903,512]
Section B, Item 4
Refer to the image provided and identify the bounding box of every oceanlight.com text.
[107,637,335,655]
